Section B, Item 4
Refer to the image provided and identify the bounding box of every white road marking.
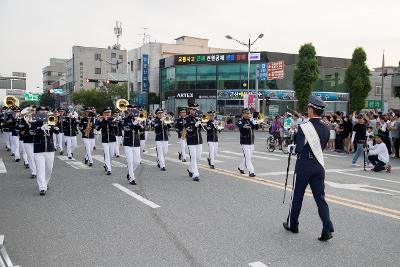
[57,156,90,169]
[220,150,280,161]
[92,155,127,167]
[141,159,156,166]
[253,150,290,158]
[201,152,235,159]
[335,171,400,184]
[325,181,392,195]
[258,167,400,176]
[249,261,268,267]
[0,158,7,173]
[112,183,161,209]
[324,153,347,158]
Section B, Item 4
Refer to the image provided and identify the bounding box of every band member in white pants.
[205,110,219,169]
[123,105,143,185]
[114,112,123,157]
[184,103,202,181]
[237,108,260,177]
[55,108,65,155]
[30,106,59,195]
[80,107,95,167]
[139,108,149,156]
[63,108,79,159]
[96,107,117,175]
[22,106,37,178]
[1,106,12,151]
[10,107,21,162]
[151,108,171,171]
[174,107,187,162]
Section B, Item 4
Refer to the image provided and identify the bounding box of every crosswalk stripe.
[92,154,127,167]
[201,152,235,159]
[0,158,7,173]
[57,156,90,169]
[220,150,280,161]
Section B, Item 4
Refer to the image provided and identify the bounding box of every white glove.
[53,127,59,131]
[287,144,296,153]
[133,120,139,125]
[251,119,258,125]
[195,121,201,127]
[41,124,49,131]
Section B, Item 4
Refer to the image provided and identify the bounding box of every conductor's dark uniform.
[284,96,334,241]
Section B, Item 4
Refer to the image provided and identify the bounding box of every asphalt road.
[1,130,399,266]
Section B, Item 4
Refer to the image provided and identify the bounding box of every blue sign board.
[134,92,148,106]
[142,54,149,92]
[259,63,267,81]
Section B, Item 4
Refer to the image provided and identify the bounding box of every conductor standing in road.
[283,95,334,241]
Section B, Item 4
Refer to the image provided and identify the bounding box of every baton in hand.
[283,146,293,203]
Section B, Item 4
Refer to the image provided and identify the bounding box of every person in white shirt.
[367,135,389,172]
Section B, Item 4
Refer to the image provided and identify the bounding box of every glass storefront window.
[176,66,196,81]
[217,64,241,89]
[197,65,217,89]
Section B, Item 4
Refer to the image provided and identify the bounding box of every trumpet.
[215,120,225,130]
[256,113,265,124]
[116,98,129,112]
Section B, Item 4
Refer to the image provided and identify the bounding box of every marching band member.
[283,96,334,241]
[152,108,171,171]
[96,107,117,175]
[91,107,98,150]
[10,107,21,162]
[237,108,259,177]
[1,106,12,151]
[114,111,123,158]
[80,107,95,167]
[17,111,29,168]
[174,107,187,162]
[205,110,219,169]
[139,108,148,155]
[22,107,37,178]
[30,107,59,195]
[63,107,79,159]
[184,103,202,181]
[55,108,65,155]
[123,105,142,185]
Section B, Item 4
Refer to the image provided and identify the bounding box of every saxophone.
[84,118,93,137]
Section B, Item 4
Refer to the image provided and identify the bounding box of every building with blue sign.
[159,51,352,115]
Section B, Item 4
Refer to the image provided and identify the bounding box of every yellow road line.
[197,164,400,220]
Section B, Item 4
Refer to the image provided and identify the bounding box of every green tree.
[345,47,371,112]
[72,88,112,111]
[107,83,128,102]
[293,43,319,111]
[39,92,55,109]
[19,100,38,109]
[148,92,160,105]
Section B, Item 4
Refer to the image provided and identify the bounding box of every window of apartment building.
[95,53,101,60]
[130,61,134,71]
[47,71,52,76]
[58,72,63,76]
[111,52,116,58]
[47,81,52,85]
[375,85,382,96]
[95,68,101,74]
[119,55,123,60]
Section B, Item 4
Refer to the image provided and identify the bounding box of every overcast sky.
[1,0,399,93]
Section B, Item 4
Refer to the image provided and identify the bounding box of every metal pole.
[255,64,259,112]
[127,61,131,102]
[381,51,384,113]
[247,38,251,92]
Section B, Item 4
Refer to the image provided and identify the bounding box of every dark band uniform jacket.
[237,118,259,145]
[123,116,143,147]
[152,118,171,141]
[184,115,203,145]
[30,120,60,153]
[96,118,117,143]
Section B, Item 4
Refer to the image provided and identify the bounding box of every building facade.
[160,51,351,115]
[42,58,68,93]
[367,65,400,112]
[0,72,27,103]
[127,36,240,102]
[65,46,128,102]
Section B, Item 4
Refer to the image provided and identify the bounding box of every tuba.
[200,113,209,123]
[4,95,19,108]
[163,114,173,124]
[116,98,129,112]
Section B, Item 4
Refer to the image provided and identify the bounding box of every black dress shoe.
[116,155,120,158]
[88,162,93,167]
[238,168,245,174]
[107,171,111,175]
[127,174,130,181]
[39,190,46,196]
[25,163,29,168]
[103,165,107,172]
[31,174,36,179]
[318,232,333,241]
[93,146,96,150]
[11,153,14,156]
[187,169,193,177]
[68,156,72,160]
[182,159,187,162]
[129,180,137,185]
[84,159,88,165]
[178,152,182,160]
[15,159,20,162]
[193,177,200,182]
[283,222,299,233]
[161,167,166,171]
[71,153,74,158]
[210,165,215,169]
[249,173,256,177]
[207,158,211,166]
[59,151,63,155]
[157,163,160,168]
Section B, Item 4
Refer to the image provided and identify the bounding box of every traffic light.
[86,79,99,83]
[106,80,119,84]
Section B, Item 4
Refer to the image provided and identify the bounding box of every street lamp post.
[225,33,264,111]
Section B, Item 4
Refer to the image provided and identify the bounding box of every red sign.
[268,61,285,80]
